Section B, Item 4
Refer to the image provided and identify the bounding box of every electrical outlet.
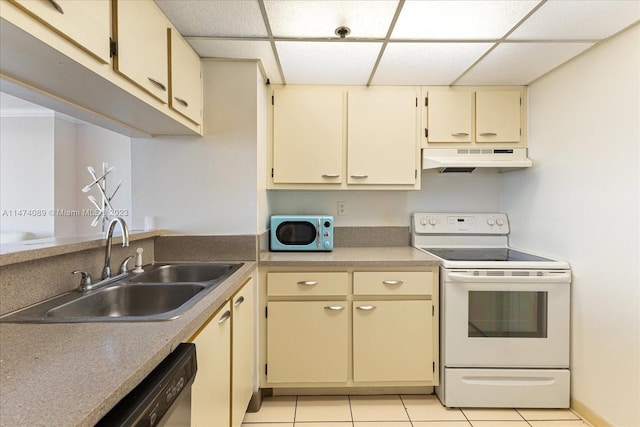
[337,201,347,216]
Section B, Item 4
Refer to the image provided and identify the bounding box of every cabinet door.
[272,87,344,184]
[11,0,111,63]
[476,91,521,143]
[347,88,418,185]
[232,279,255,427]
[267,301,348,383]
[426,91,473,143]
[353,300,433,382]
[169,28,202,125]
[191,302,231,427]
[114,0,168,103]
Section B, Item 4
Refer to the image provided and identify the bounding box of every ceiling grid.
[155,0,640,86]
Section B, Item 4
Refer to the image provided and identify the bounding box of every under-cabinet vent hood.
[422,148,532,173]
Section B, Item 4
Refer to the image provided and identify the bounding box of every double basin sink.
[0,263,243,323]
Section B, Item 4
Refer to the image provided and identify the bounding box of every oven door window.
[468,291,548,338]
[276,222,316,245]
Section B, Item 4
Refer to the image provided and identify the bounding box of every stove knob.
[487,218,496,226]
[428,217,437,226]
[496,218,505,226]
[420,217,428,226]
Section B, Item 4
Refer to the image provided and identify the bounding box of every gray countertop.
[0,262,256,427]
[260,246,440,266]
[0,246,440,427]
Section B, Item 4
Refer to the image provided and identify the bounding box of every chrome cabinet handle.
[350,174,368,179]
[382,280,404,285]
[148,77,167,91]
[174,97,189,107]
[234,296,245,307]
[356,305,376,311]
[451,132,469,137]
[321,174,340,178]
[324,305,345,311]
[217,310,231,323]
[479,132,498,137]
[47,0,64,14]
[297,281,318,286]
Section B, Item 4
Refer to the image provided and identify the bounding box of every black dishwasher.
[97,343,197,427]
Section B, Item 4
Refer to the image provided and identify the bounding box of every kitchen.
[0,1,638,427]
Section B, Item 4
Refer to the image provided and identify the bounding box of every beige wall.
[502,25,640,426]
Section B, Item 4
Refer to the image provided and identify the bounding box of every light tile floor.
[241,395,591,427]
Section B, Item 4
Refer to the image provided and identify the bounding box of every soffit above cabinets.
[155,0,640,86]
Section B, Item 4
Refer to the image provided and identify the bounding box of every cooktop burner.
[422,247,555,263]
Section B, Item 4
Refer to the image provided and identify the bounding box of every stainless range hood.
[422,148,532,173]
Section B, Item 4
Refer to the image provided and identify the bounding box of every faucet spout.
[102,217,130,280]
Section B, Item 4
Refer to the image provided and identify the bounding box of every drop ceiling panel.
[264,0,399,38]
[276,42,382,85]
[392,0,540,40]
[155,0,267,37]
[188,39,282,84]
[457,42,595,85]
[372,42,493,85]
[509,0,640,40]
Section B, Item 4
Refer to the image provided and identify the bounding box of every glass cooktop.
[422,248,554,262]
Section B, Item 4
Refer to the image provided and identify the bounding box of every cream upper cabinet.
[426,91,473,143]
[353,300,434,382]
[347,88,419,185]
[476,90,522,143]
[191,301,232,427]
[266,301,348,383]
[272,87,344,184]
[169,28,202,125]
[10,0,111,64]
[114,0,169,103]
[231,279,255,427]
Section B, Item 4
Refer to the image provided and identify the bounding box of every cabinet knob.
[451,132,469,137]
[356,305,377,311]
[234,296,245,307]
[479,132,498,137]
[382,280,403,286]
[350,174,368,179]
[321,174,340,178]
[324,306,345,311]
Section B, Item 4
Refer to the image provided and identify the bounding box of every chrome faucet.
[102,217,130,280]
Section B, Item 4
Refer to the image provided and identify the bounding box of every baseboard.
[571,398,612,427]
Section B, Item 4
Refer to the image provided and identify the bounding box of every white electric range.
[412,212,571,408]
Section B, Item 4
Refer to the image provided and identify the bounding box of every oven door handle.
[447,271,571,283]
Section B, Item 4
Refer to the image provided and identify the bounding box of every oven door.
[442,269,570,368]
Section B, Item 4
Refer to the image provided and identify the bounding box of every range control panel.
[412,213,509,235]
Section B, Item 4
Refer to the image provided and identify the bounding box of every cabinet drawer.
[267,272,348,296]
[353,271,433,296]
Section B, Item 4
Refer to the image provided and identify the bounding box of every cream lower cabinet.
[191,276,256,427]
[191,301,232,427]
[267,301,348,383]
[353,300,433,382]
[231,278,255,427]
[262,268,438,388]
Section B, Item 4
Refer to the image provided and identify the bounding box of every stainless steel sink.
[130,263,240,283]
[0,262,244,323]
[46,283,206,320]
